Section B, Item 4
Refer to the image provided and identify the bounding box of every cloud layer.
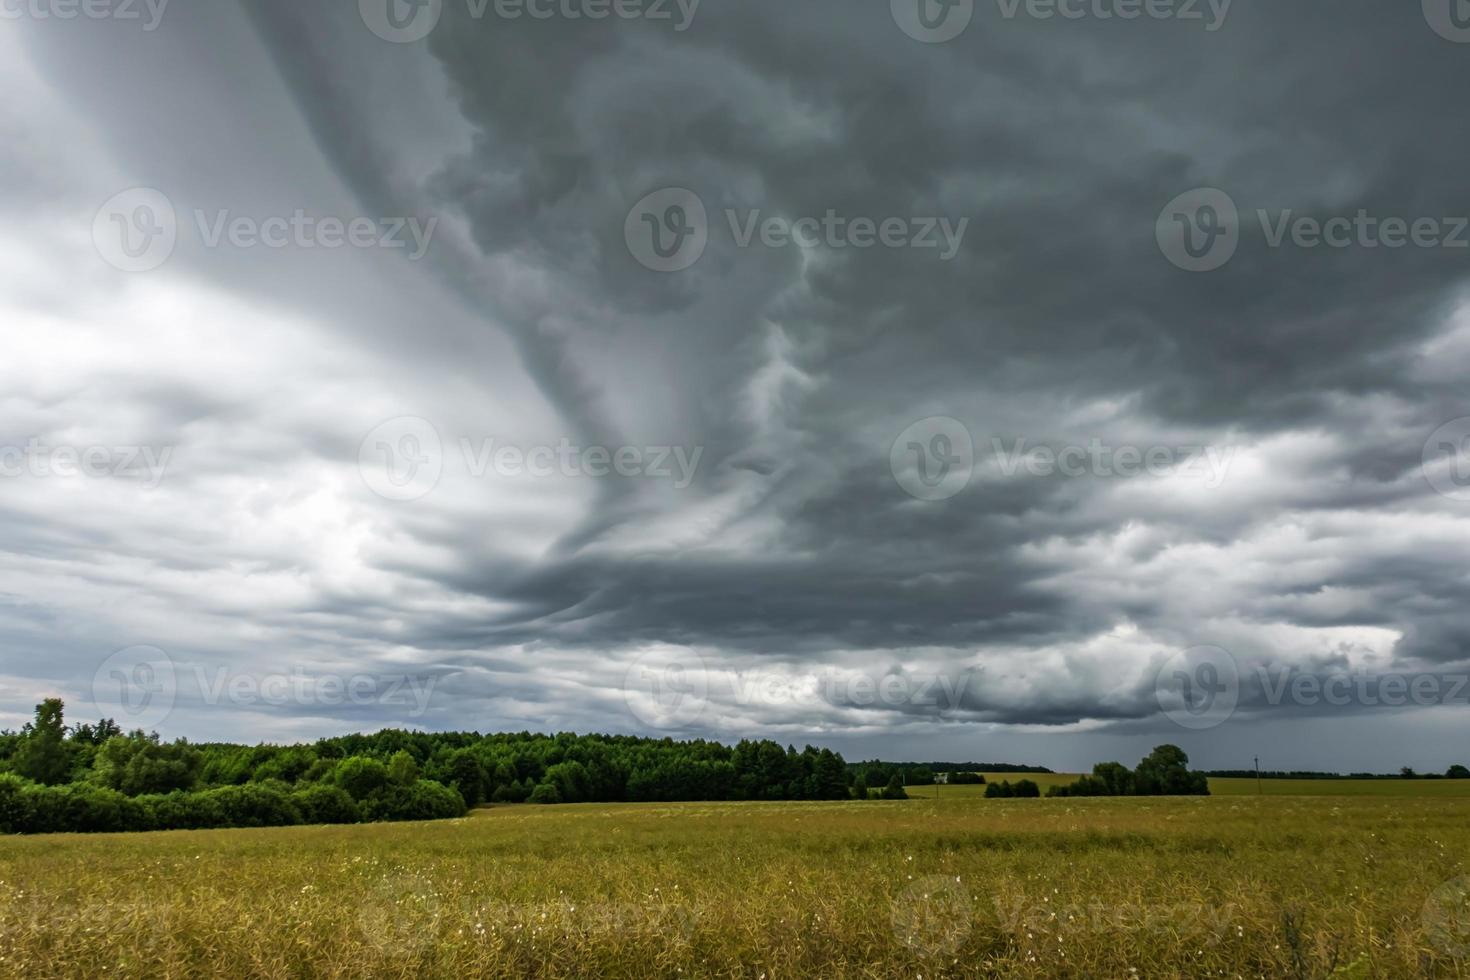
[2,0,1469,771]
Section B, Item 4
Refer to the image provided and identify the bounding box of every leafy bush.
[291,784,361,825]
[363,780,466,821]
[333,757,390,801]
[142,790,227,831]
[204,784,302,828]
[528,781,563,805]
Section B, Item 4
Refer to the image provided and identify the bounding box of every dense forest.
[0,699,1216,835]
[0,699,854,834]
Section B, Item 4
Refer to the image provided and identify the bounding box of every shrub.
[205,784,302,828]
[0,774,27,833]
[291,784,361,825]
[528,781,563,805]
[142,791,227,831]
[334,757,390,801]
[364,780,466,821]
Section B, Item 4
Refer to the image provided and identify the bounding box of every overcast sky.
[3,0,1469,772]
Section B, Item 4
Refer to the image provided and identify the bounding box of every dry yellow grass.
[3,795,1470,978]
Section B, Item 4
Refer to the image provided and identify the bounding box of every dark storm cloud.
[218,0,1470,719]
[1,0,1468,765]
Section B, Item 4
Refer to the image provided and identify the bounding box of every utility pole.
[1254,755,1261,796]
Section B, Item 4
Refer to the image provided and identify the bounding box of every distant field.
[5,794,1470,978]
[906,774,1470,798]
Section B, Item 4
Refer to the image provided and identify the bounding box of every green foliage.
[333,757,390,801]
[291,784,361,825]
[94,733,202,796]
[987,779,1040,798]
[1448,764,1470,779]
[12,700,71,786]
[1048,747,1207,798]
[907,766,935,785]
[448,751,486,807]
[0,700,857,834]
[387,750,420,786]
[528,781,563,805]
[879,775,907,800]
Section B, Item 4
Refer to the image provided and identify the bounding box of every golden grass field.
[903,775,1470,799]
[4,788,1470,978]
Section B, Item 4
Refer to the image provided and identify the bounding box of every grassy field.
[904,775,1470,798]
[4,792,1470,978]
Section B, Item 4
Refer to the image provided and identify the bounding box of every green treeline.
[1044,746,1210,797]
[0,699,855,835]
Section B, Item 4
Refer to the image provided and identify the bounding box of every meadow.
[903,775,1470,799]
[3,789,1470,978]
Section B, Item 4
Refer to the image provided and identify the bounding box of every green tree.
[1135,745,1208,796]
[1447,764,1470,779]
[528,781,562,804]
[334,757,389,801]
[448,751,486,806]
[880,774,907,800]
[387,750,420,786]
[13,699,71,785]
[94,733,202,796]
[1092,761,1134,796]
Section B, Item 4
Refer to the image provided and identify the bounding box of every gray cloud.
[0,1,1468,771]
